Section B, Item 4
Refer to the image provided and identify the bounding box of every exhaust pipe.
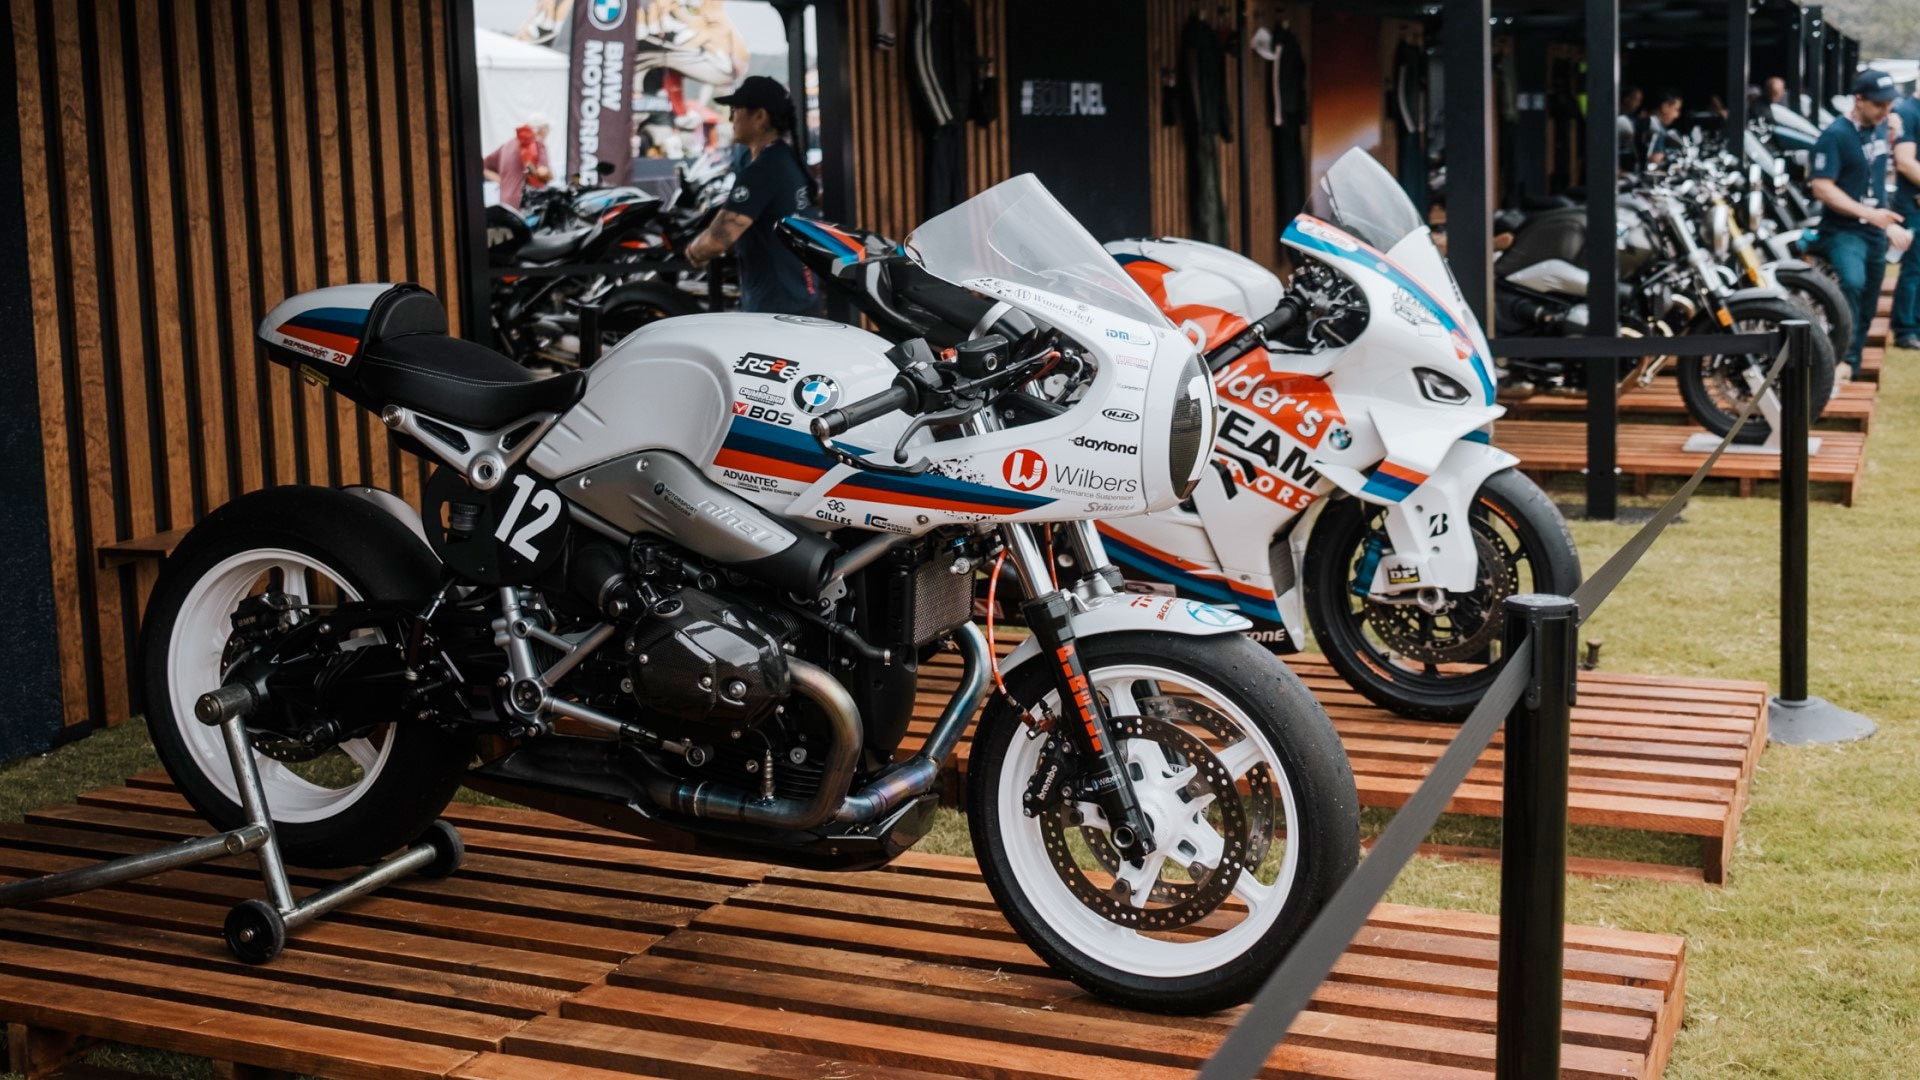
[834,622,991,824]
[643,656,859,830]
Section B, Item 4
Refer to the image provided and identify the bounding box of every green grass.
[3,352,1916,1076]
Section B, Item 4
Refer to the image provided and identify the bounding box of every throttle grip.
[810,381,916,440]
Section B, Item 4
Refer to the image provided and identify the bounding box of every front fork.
[1000,521,1155,860]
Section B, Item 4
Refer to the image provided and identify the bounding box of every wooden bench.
[0,779,1688,1080]
[910,639,1767,885]
[1495,418,1867,504]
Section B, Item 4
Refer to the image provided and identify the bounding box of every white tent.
[475,27,569,183]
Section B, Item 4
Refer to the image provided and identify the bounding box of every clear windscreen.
[1320,148,1426,253]
[906,174,1171,329]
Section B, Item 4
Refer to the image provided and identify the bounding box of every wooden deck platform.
[0,781,1689,1080]
[1495,418,1866,504]
[911,642,1767,885]
[1503,376,1878,432]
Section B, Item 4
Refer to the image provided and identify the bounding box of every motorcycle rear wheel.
[1302,468,1581,722]
[968,631,1358,1014]
[1776,264,1852,364]
[1677,293,1836,444]
[140,487,470,868]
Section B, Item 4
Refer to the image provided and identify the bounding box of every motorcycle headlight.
[1167,352,1213,499]
[1414,366,1471,405]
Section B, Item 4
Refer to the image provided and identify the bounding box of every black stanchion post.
[579,304,602,368]
[1768,320,1875,743]
[1496,593,1578,1080]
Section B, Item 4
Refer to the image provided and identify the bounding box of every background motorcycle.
[1493,161,1836,443]
[144,176,1357,1013]
[1093,150,1579,722]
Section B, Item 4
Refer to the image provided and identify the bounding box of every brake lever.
[814,430,931,477]
[891,402,982,463]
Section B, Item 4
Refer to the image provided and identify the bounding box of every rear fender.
[343,485,432,551]
[996,593,1251,679]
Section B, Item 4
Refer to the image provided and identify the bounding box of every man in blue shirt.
[1808,69,1903,377]
[1889,82,1920,349]
[686,77,823,315]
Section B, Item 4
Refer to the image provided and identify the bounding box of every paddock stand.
[0,684,464,963]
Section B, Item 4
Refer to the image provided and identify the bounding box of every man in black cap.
[1808,69,1904,377]
[686,76,822,315]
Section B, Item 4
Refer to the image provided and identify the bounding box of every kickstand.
[0,685,463,963]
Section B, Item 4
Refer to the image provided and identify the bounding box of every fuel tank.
[526,311,910,516]
[1105,237,1285,349]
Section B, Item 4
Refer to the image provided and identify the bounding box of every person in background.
[685,76,822,315]
[1617,85,1643,170]
[1889,79,1920,350]
[1642,91,1682,164]
[1766,76,1788,106]
[483,113,552,211]
[1809,70,1907,377]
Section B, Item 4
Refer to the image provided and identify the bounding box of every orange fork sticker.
[1054,643,1104,753]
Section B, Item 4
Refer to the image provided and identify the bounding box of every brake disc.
[1365,525,1516,663]
[1038,698,1269,931]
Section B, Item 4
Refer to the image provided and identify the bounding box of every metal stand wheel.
[0,681,462,963]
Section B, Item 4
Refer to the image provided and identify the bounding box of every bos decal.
[733,400,795,426]
[1003,449,1048,491]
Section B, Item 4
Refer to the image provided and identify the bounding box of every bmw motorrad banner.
[568,0,632,184]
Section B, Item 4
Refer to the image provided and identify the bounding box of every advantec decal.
[1002,449,1048,492]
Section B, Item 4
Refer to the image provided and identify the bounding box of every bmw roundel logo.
[1328,427,1352,451]
[793,374,842,414]
[588,0,627,30]
[1183,601,1240,627]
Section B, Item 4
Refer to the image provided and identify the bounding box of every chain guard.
[1036,699,1268,931]
[1364,524,1516,663]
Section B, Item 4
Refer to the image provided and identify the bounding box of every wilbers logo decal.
[1002,449,1048,492]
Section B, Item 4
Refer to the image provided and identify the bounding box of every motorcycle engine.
[622,586,792,738]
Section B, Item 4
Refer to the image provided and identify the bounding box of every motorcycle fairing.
[1341,434,1519,596]
[995,591,1253,680]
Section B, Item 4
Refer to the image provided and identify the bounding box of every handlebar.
[811,381,917,442]
[1205,296,1306,370]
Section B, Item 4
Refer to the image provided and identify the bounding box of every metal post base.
[0,686,464,965]
[1768,695,1877,745]
[1680,387,1822,456]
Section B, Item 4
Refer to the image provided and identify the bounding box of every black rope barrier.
[1487,331,1779,360]
[1199,323,1804,1080]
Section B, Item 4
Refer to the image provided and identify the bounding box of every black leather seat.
[517,226,594,264]
[359,335,586,430]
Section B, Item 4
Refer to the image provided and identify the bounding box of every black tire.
[140,486,471,869]
[967,631,1359,1014]
[1303,468,1581,722]
[1776,265,1852,364]
[1677,293,1836,444]
[596,280,700,357]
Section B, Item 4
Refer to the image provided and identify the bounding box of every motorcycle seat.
[517,226,594,264]
[360,336,585,430]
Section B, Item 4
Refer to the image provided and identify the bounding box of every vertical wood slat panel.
[9,0,91,730]
[10,0,465,737]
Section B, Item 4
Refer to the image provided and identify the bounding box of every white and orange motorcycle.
[1102,149,1580,721]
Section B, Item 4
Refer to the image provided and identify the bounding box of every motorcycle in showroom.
[782,150,1578,723]
[1493,148,1837,443]
[143,176,1359,1014]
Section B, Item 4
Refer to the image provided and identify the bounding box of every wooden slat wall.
[8,0,463,735]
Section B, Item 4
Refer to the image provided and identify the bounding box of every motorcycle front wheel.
[968,631,1358,1014]
[1677,293,1837,444]
[1302,468,1581,722]
[1776,264,1853,364]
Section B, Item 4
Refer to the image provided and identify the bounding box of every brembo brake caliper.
[1020,591,1156,861]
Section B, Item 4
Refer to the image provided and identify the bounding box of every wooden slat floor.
[1503,376,1878,432]
[1495,419,1866,504]
[910,639,1767,885]
[0,781,1689,1080]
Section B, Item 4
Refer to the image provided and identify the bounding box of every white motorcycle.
[143,175,1357,1013]
[1101,149,1580,721]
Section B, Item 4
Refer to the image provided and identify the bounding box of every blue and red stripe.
[1097,526,1285,623]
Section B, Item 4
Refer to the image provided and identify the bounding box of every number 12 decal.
[494,474,562,561]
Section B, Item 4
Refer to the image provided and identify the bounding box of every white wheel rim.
[166,549,395,822]
[998,663,1304,979]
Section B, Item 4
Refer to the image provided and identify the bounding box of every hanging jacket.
[907,0,978,132]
